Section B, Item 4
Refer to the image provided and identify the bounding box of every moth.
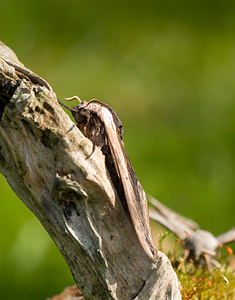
[149,195,235,266]
[58,97,157,259]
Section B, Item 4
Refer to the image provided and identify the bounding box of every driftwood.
[149,196,235,267]
[0,41,181,299]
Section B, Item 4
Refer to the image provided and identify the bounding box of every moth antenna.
[64,96,82,104]
[57,99,76,111]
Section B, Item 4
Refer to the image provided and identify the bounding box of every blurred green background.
[1,0,235,299]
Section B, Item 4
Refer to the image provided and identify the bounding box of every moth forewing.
[94,104,156,259]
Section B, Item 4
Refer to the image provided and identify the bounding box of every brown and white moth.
[58,97,157,259]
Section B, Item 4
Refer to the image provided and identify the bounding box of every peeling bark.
[0,41,181,299]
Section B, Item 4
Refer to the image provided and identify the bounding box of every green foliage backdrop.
[1,1,235,299]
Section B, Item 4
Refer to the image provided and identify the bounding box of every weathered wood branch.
[0,41,181,299]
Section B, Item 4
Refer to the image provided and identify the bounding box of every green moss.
[161,236,235,299]
[176,262,235,299]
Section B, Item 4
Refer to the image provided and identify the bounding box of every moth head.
[59,96,90,124]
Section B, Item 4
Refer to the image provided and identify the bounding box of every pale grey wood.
[0,41,181,300]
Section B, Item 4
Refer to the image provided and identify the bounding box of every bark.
[0,41,181,300]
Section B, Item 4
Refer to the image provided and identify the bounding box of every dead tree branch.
[0,41,181,299]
